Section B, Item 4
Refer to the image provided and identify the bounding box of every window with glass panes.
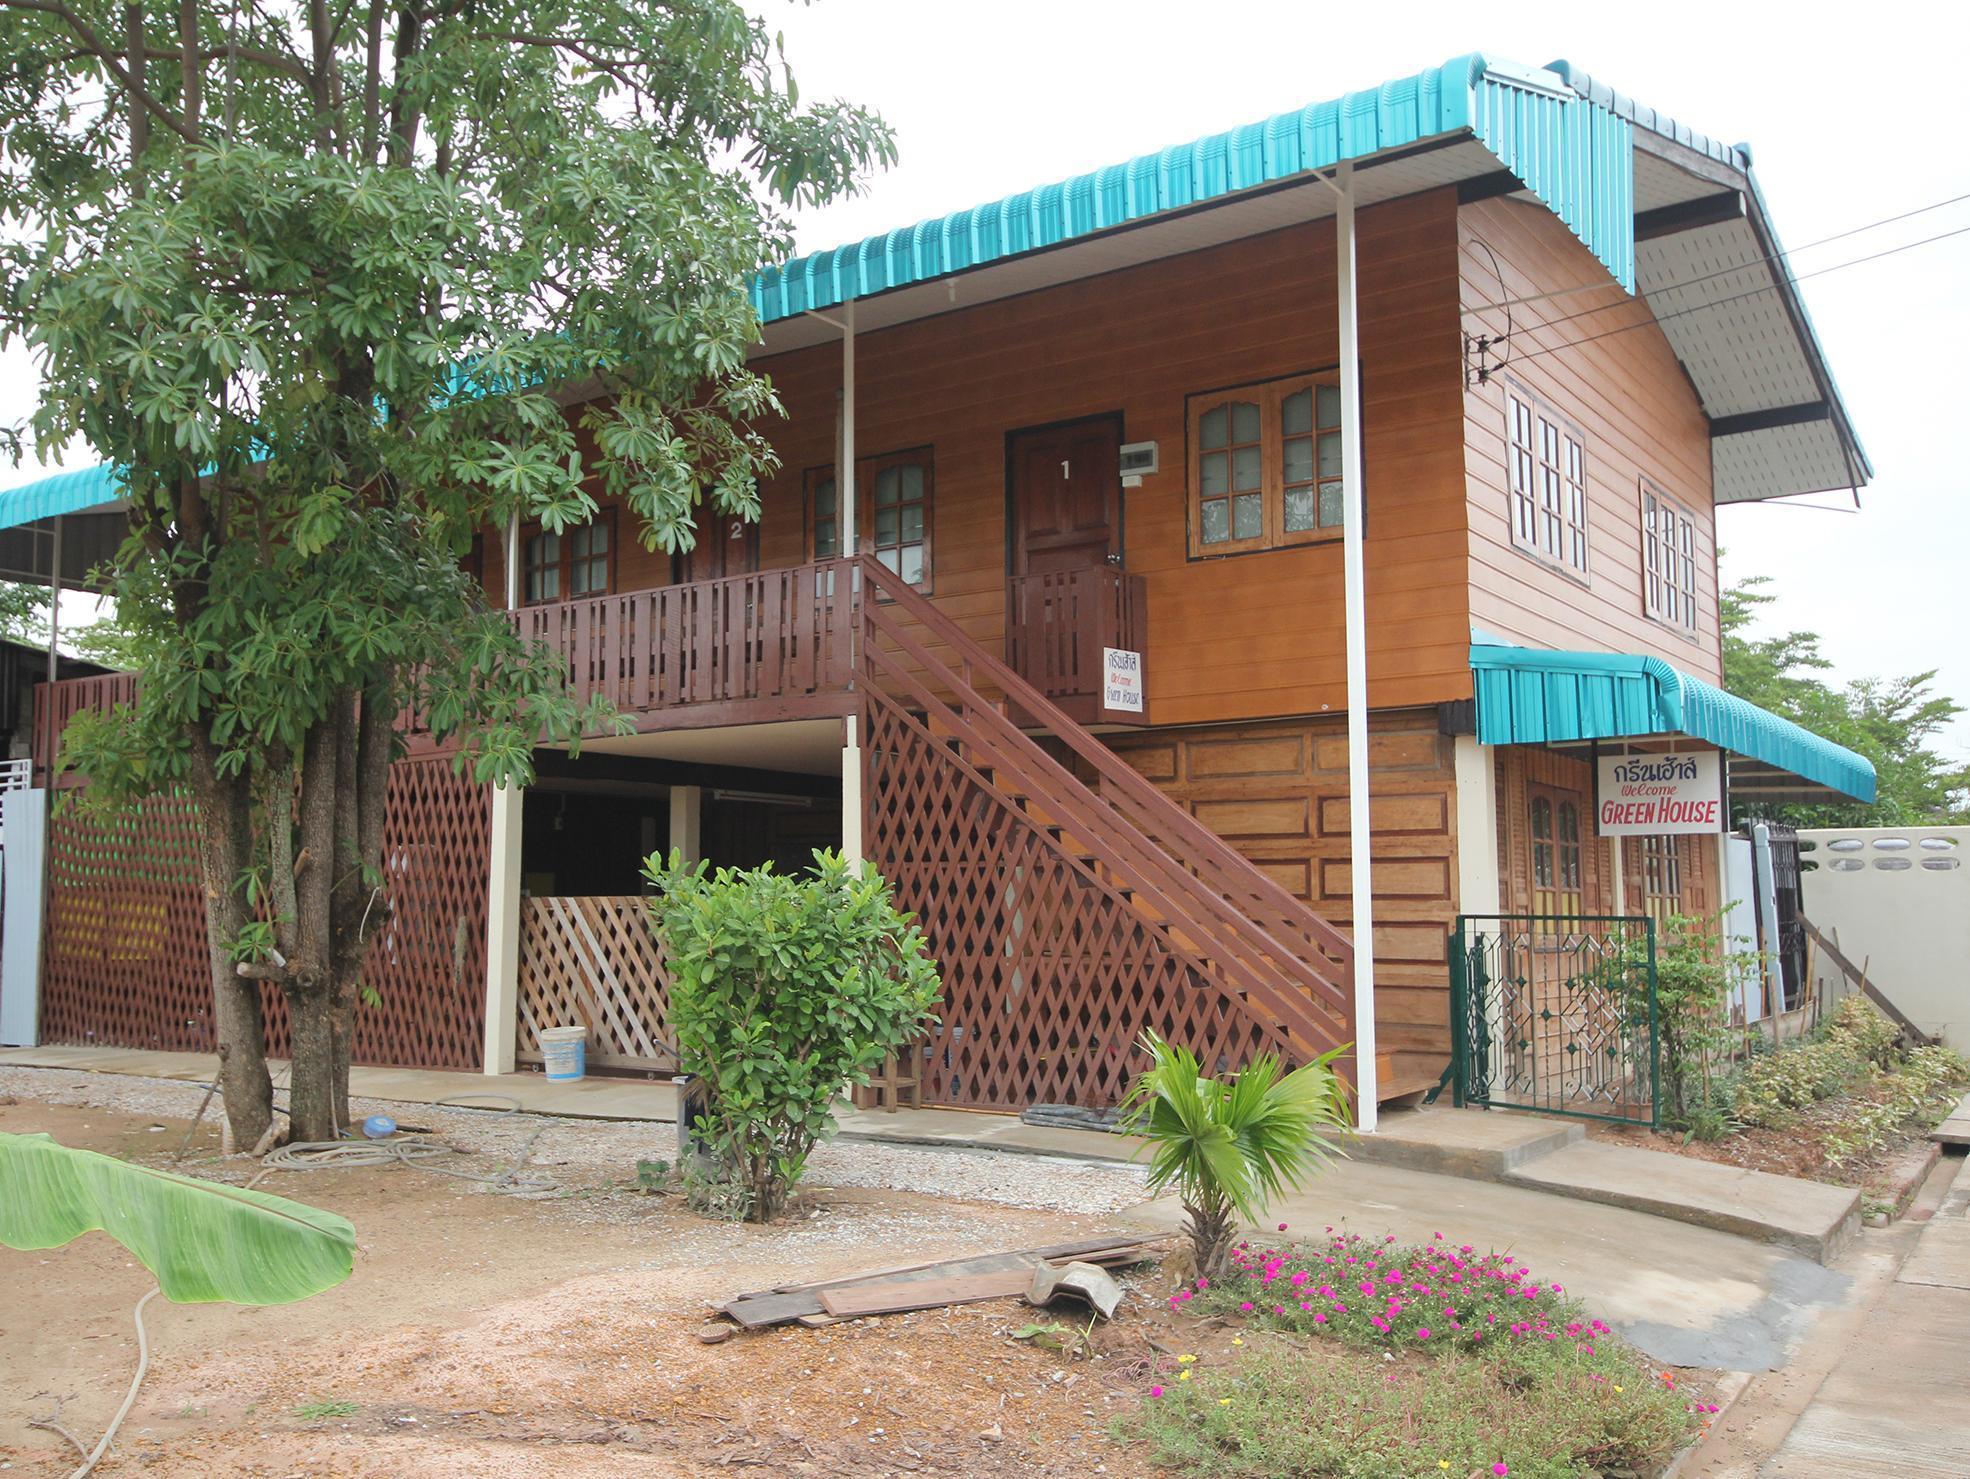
[1506,383,1588,576]
[1188,372,1343,555]
[1641,483,1698,631]
[863,449,932,588]
[1637,834,1683,923]
[569,515,611,597]
[804,467,839,561]
[521,511,614,605]
[523,529,561,604]
[1530,786,1584,917]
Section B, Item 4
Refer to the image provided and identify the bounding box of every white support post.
[482,512,524,1076]
[1453,737,1501,919]
[669,784,703,863]
[1336,163,1379,1131]
[840,715,864,871]
[840,297,857,556]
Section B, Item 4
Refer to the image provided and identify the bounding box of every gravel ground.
[0,1064,1152,1215]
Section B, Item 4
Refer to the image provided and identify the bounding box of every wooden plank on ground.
[1931,1093,1970,1149]
[819,1268,1037,1317]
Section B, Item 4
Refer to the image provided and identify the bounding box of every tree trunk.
[190,738,273,1150]
[285,983,341,1142]
[1187,1194,1239,1282]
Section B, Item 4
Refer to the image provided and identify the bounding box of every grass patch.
[1130,1230,1706,1477]
[1118,1339,1697,1479]
[292,1398,359,1420]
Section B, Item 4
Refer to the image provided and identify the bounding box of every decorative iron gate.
[1450,915,1659,1127]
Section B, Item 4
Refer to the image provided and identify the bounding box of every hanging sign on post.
[1596,751,1723,836]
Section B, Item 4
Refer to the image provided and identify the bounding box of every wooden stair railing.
[853,555,1354,1070]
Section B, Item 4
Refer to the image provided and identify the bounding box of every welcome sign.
[1102,648,1144,714]
[1595,751,1723,836]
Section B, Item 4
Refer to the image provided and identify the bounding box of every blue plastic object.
[361,1114,397,1139]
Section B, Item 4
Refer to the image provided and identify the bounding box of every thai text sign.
[1102,648,1144,714]
[1596,751,1723,836]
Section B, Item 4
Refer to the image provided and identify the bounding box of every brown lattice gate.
[516,896,675,1072]
[40,754,491,1069]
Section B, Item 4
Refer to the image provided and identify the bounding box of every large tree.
[1723,576,1970,826]
[0,0,891,1146]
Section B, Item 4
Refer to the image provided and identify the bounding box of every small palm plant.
[1120,1033,1352,1279]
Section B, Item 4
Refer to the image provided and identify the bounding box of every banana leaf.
[0,1132,356,1305]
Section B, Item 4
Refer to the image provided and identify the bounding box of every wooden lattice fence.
[863,694,1283,1110]
[516,895,675,1071]
[39,755,491,1069]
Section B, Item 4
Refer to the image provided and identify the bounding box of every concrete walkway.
[0,1045,1859,1263]
[1757,1152,1970,1474]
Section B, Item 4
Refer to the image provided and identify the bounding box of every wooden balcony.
[1004,566,1149,726]
[513,559,859,735]
[33,558,1153,767]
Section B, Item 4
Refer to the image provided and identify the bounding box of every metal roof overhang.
[0,50,1868,526]
[1469,641,1877,805]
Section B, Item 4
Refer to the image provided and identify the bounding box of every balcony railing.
[1004,566,1149,725]
[515,559,858,733]
[32,556,1150,766]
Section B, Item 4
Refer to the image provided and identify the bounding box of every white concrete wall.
[1798,825,1969,1050]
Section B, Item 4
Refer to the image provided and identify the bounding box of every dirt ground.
[0,1093,1172,1477]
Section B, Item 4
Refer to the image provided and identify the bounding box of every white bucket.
[539,1026,587,1082]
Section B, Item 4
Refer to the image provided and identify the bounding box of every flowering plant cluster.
[1198,1228,1592,1355]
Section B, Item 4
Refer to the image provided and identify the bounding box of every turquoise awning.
[0,462,125,529]
[1470,642,1876,803]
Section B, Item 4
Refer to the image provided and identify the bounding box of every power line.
[1464,189,1970,318]
[1499,224,1970,369]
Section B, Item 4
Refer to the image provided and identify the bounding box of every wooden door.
[679,503,760,585]
[1009,416,1122,576]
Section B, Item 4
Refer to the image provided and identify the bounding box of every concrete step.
[1928,1090,1970,1148]
[1349,1105,1582,1178]
[1504,1138,1861,1265]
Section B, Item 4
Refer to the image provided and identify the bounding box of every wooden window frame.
[1637,833,1685,923]
[802,465,841,563]
[1504,380,1589,581]
[521,507,618,607]
[1185,369,1345,558]
[1529,781,1585,919]
[804,448,935,591]
[1640,480,1699,634]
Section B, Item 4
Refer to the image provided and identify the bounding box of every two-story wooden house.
[4,53,1875,1124]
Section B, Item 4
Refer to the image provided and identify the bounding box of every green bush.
[1730,1038,1865,1128]
[1598,913,1754,1129]
[1822,995,1901,1071]
[1825,1043,1970,1169]
[645,849,941,1222]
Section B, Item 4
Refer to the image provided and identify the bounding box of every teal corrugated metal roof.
[0,462,125,528]
[750,52,1637,323]
[1470,642,1876,802]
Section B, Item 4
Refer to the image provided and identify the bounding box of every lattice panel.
[516,895,676,1071]
[39,756,490,1070]
[864,696,1285,1111]
[40,791,217,1053]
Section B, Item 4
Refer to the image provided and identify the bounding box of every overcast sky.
[5,0,1967,752]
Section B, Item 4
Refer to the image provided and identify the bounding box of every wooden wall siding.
[496,189,1474,725]
[1493,744,1713,920]
[1459,198,1722,681]
[1104,710,1457,1087]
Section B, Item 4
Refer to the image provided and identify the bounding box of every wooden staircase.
[851,556,1358,1110]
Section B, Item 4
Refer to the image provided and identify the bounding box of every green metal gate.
[1450,915,1660,1128]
